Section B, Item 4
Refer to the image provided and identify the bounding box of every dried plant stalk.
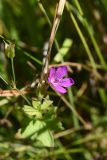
[40,0,66,87]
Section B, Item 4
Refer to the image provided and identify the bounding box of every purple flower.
[48,66,75,94]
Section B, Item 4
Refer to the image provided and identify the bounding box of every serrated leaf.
[21,120,54,147]
[36,129,54,147]
[31,120,54,147]
[21,120,38,138]
[23,105,37,116]
[32,100,41,109]
[23,105,42,118]
[41,99,53,110]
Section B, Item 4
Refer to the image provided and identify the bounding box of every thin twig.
[49,62,103,79]
[54,126,91,139]
[0,89,30,97]
[57,92,90,127]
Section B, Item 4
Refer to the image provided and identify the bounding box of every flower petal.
[55,66,68,79]
[59,78,75,87]
[53,85,67,94]
[48,67,56,82]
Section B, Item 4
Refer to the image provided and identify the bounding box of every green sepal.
[5,43,15,59]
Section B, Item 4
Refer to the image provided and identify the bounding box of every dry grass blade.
[40,0,66,85]
[0,89,30,97]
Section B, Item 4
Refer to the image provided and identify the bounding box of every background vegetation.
[0,0,107,159]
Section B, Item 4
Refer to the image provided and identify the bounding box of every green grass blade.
[66,2,96,70]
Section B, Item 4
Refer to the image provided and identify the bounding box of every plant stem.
[11,58,16,88]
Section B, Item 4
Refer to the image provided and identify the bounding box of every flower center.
[51,77,61,86]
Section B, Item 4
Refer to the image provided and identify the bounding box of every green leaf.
[23,105,38,115]
[41,99,53,110]
[32,100,41,109]
[98,88,107,107]
[23,105,42,118]
[31,120,54,147]
[35,129,54,147]
[21,120,54,147]
[54,38,73,62]
[21,120,39,138]
[5,43,15,59]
